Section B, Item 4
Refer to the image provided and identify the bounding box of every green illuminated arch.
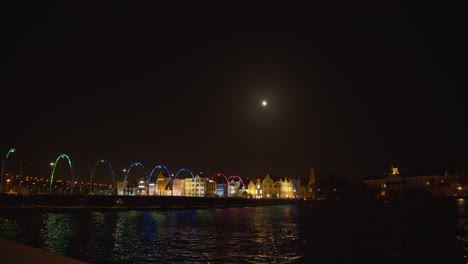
[49,154,73,193]
[5,148,16,159]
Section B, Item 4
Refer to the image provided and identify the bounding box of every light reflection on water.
[41,213,76,254]
[0,201,467,263]
[248,205,301,263]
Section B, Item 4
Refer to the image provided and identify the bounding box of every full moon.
[261,100,268,107]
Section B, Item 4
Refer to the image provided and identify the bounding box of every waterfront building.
[272,178,295,198]
[148,181,156,196]
[248,178,263,198]
[307,168,316,199]
[137,178,147,195]
[124,180,138,196]
[227,180,240,197]
[291,178,305,198]
[116,181,125,195]
[282,178,295,198]
[206,179,217,197]
[362,166,467,199]
[215,182,225,197]
[248,175,303,199]
[185,175,207,197]
[3,167,318,198]
[172,178,185,196]
[238,187,248,197]
[117,179,149,196]
[262,175,274,198]
[155,172,171,196]
[271,180,280,198]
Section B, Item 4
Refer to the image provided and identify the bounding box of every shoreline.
[0,194,309,211]
[0,193,463,212]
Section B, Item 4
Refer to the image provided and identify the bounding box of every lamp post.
[1,148,16,193]
[49,162,54,194]
[18,155,23,193]
[122,169,126,195]
[89,165,93,195]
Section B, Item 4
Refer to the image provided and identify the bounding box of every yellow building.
[155,172,171,196]
[248,175,302,199]
[271,178,297,198]
[282,178,295,198]
[206,179,217,197]
[172,178,185,196]
[262,175,274,198]
[248,178,263,198]
[185,175,207,197]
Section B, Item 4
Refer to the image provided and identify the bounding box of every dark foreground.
[0,238,85,264]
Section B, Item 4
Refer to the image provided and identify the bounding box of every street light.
[6,179,10,192]
[1,148,16,193]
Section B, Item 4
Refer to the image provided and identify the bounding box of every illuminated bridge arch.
[49,153,73,192]
[272,181,297,192]
[173,168,195,186]
[147,164,171,184]
[272,181,282,187]
[90,159,115,192]
[227,175,246,188]
[291,182,297,192]
[271,181,283,198]
[211,173,229,186]
[124,162,146,184]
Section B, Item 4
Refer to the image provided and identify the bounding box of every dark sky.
[1,1,466,183]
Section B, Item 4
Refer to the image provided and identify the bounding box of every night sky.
[1,1,466,183]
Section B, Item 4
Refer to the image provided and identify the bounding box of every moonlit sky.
[1,1,466,183]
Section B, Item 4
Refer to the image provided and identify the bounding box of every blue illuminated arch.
[124,162,146,184]
[173,168,195,183]
[147,164,171,184]
[90,159,115,191]
[227,175,246,188]
[291,182,297,192]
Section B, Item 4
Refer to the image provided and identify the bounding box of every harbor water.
[0,199,467,263]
